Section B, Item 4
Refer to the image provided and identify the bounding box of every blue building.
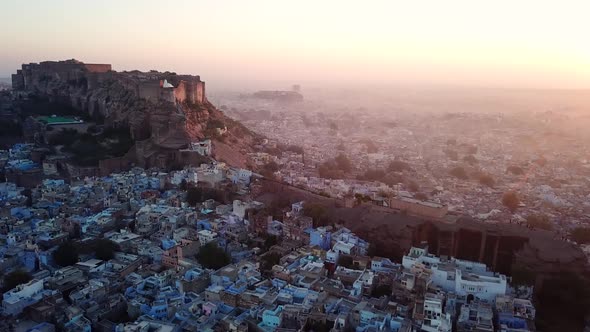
[309,227,332,250]
[258,305,283,332]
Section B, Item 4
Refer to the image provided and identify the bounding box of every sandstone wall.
[137,81,161,102]
[173,80,206,104]
[174,81,188,102]
[83,64,112,73]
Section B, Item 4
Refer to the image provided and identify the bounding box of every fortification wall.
[173,80,206,104]
[12,71,24,90]
[195,81,206,103]
[83,64,112,73]
[389,198,448,219]
[138,81,161,102]
[117,76,140,97]
[160,88,175,104]
[174,81,188,103]
[86,71,113,90]
[15,61,111,91]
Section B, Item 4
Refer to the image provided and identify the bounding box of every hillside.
[11,59,260,169]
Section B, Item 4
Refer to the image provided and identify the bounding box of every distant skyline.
[2,0,590,90]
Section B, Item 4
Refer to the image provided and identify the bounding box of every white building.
[370,257,399,273]
[187,139,212,156]
[170,168,198,186]
[331,228,369,256]
[402,245,507,302]
[198,230,218,246]
[232,200,250,220]
[333,241,356,255]
[196,163,225,186]
[75,259,106,273]
[457,301,494,331]
[421,293,452,332]
[351,270,375,297]
[2,279,52,316]
[228,168,253,185]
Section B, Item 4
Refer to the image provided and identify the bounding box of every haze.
[2,0,590,90]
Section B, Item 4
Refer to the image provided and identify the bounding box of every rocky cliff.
[12,59,259,169]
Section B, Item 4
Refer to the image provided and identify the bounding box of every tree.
[354,193,372,204]
[377,189,392,198]
[260,252,281,274]
[334,154,352,172]
[414,192,428,201]
[449,166,468,180]
[207,119,225,130]
[94,239,119,261]
[186,187,203,206]
[445,149,459,161]
[371,284,393,298]
[507,165,524,175]
[463,154,478,165]
[406,180,419,192]
[261,161,280,179]
[285,145,304,154]
[526,214,552,230]
[534,272,590,332]
[358,169,386,182]
[263,234,278,250]
[186,187,226,206]
[196,243,230,270]
[267,195,292,220]
[510,263,536,286]
[318,163,344,179]
[53,241,79,267]
[502,191,520,213]
[478,173,495,187]
[179,179,188,191]
[570,227,590,244]
[264,161,279,173]
[388,160,410,172]
[22,188,33,207]
[303,203,332,227]
[534,157,547,167]
[2,270,32,292]
[305,320,334,332]
[337,255,354,269]
[383,173,404,187]
[364,140,378,153]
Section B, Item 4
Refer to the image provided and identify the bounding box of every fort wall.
[173,80,206,104]
[137,81,161,102]
[173,80,188,102]
[13,60,206,106]
[82,63,112,73]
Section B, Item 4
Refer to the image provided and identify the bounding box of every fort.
[10,59,254,175]
[12,59,206,106]
[12,60,112,91]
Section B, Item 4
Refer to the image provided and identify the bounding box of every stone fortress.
[12,59,206,106]
[11,59,249,174]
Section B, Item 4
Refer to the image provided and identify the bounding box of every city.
[1,2,590,332]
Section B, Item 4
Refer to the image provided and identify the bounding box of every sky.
[1,0,590,90]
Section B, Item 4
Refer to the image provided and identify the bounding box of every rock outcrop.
[12,59,259,170]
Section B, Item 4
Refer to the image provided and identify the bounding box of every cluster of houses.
[0,159,537,331]
[239,106,590,252]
